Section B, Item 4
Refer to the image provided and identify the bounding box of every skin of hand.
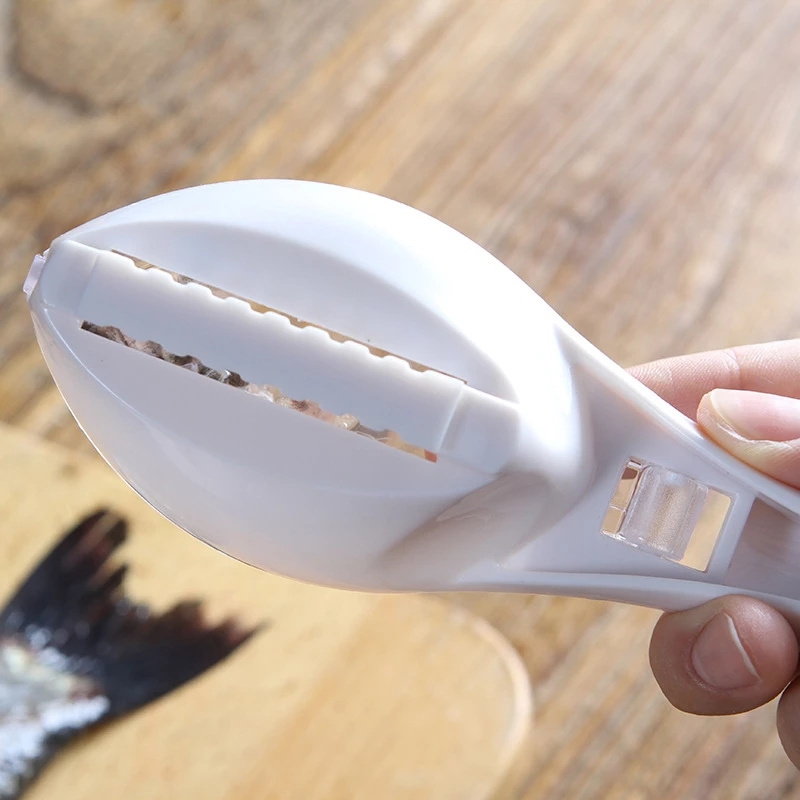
[628,339,800,768]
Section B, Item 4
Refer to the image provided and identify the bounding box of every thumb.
[697,389,800,488]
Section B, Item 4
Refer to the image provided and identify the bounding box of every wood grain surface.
[2,0,800,797]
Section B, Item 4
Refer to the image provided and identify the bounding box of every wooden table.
[2,0,800,796]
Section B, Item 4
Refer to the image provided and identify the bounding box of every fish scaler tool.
[23,180,800,621]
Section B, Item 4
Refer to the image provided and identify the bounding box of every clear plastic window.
[603,460,731,571]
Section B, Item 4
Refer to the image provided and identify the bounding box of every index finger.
[627,340,800,418]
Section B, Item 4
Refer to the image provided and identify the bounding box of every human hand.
[629,340,800,767]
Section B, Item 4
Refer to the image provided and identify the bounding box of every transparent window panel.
[603,460,731,572]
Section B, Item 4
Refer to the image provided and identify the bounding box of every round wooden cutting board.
[0,423,533,800]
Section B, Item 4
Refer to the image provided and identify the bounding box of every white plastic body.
[24,180,800,623]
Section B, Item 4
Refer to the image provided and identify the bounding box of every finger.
[777,679,800,769]
[697,389,800,488]
[649,596,797,715]
[627,339,800,418]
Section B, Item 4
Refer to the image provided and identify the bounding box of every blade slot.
[114,253,464,383]
[80,321,438,463]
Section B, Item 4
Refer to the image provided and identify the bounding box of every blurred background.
[2,0,800,797]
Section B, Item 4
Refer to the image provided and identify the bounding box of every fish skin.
[0,509,260,799]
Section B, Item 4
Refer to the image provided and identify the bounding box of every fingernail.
[691,612,760,690]
[708,389,800,442]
